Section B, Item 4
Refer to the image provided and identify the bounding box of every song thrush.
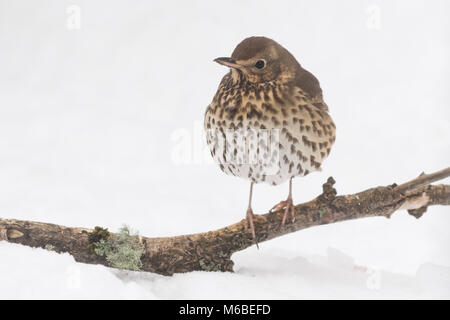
[204,36,336,246]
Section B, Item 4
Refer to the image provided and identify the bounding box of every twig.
[394,167,450,193]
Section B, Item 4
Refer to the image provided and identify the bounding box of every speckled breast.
[204,73,335,185]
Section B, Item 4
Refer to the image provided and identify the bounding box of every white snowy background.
[0,0,449,299]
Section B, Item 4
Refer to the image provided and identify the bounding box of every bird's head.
[214,36,301,84]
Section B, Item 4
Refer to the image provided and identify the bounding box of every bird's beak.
[214,57,241,69]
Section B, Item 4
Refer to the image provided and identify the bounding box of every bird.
[204,36,336,246]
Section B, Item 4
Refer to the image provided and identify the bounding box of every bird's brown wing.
[294,68,329,112]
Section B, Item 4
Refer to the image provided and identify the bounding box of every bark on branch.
[1,167,449,276]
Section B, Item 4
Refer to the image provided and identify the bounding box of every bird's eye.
[254,60,266,69]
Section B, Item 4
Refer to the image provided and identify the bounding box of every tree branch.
[394,167,450,193]
[1,167,449,276]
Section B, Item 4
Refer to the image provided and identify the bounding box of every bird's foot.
[245,208,259,249]
[272,197,295,227]
[270,200,289,213]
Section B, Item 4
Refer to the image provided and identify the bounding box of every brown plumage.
[204,36,336,246]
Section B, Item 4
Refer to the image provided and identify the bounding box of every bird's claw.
[280,198,295,227]
[270,200,289,213]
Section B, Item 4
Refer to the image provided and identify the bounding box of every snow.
[0,0,449,299]
[1,242,448,299]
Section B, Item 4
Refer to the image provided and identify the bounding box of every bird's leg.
[271,178,296,226]
[283,178,296,225]
[245,182,259,248]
